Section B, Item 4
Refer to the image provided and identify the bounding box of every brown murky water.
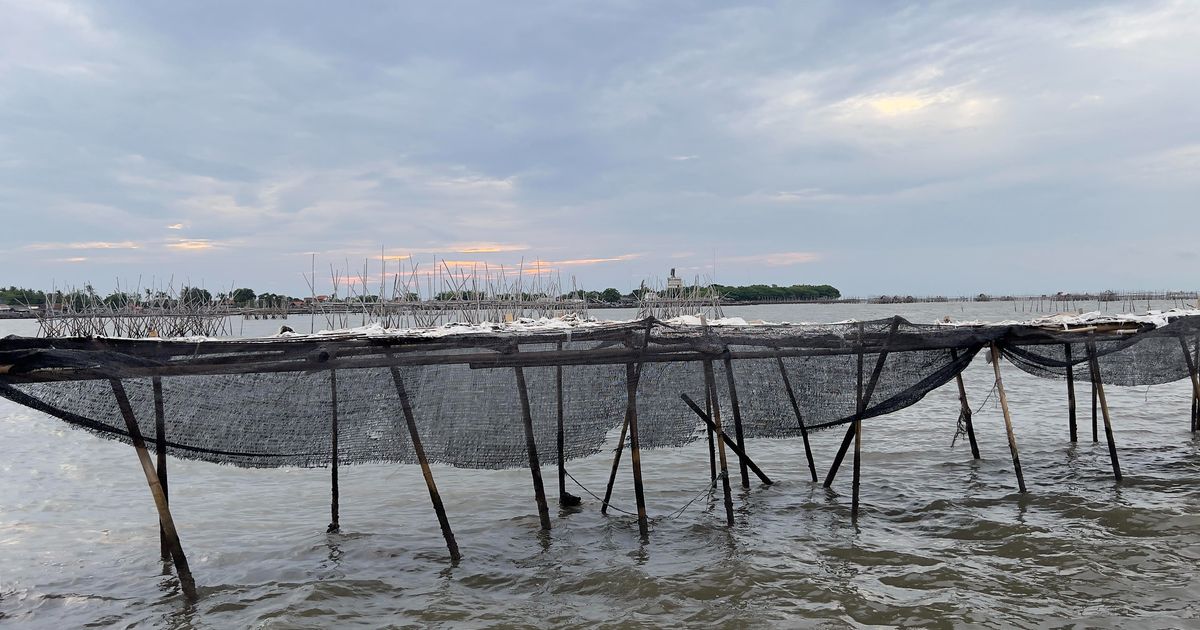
[2,303,1198,628]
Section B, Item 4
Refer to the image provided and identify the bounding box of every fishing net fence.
[1,316,1197,470]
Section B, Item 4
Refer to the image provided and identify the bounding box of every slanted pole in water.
[681,394,772,485]
[326,364,340,532]
[776,354,818,482]
[826,317,900,488]
[151,377,170,561]
[951,350,980,460]
[1065,344,1078,443]
[512,364,552,531]
[600,397,630,515]
[723,356,750,489]
[625,362,649,537]
[989,343,1027,493]
[703,359,736,526]
[109,379,198,602]
[1086,341,1121,482]
[388,364,462,559]
[1181,336,1200,432]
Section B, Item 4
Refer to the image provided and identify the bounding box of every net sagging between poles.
[1,315,1197,470]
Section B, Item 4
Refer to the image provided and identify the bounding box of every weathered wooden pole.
[328,369,340,534]
[723,356,750,488]
[989,343,1027,493]
[1086,341,1121,481]
[705,388,717,483]
[681,394,772,484]
[625,362,649,537]
[600,400,630,515]
[109,379,198,601]
[388,364,462,559]
[1181,336,1200,433]
[950,351,980,460]
[776,355,818,482]
[825,318,900,487]
[851,325,864,519]
[1065,344,1078,443]
[151,377,170,561]
[702,360,736,526]
[1091,374,1099,443]
[554,342,579,506]
[513,364,552,531]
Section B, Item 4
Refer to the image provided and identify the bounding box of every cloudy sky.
[1,1,1196,297]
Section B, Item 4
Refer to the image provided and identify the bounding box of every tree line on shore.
[0,282,842,308]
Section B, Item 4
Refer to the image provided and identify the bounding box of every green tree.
[600,288,622,302]
[231,288,257,305]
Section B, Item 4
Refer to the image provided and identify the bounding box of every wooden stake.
[776,354,818,482]
[723,356,750,489]
[109,379,198,601]
[388,364,462,559]
[512,365,552,531]
[703,360,736,526]
[1091,372,1099,443]
[1065,343,1077,443]
[626,362,649,537]
[1086,341,1121,481]
[1180,336,1200,433]
[826,318,899,487]
[600,398,630,515]
[554,341,579,506]
[151,377,169,561]
[328,369,340,534]
[950,350,980,460]
[680,394,772,484]
[989,344,1027,493]
[705,388,717,483]
[851,325,864,519]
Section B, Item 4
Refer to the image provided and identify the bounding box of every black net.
[1,315,1196,470]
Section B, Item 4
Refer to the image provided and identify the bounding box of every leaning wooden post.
[776,354,818,482]
[1065,344,1078,443]
[989,343,1027,493]
[625,362,649,537]
[151,377,170,561]
[825,317,900,487]
[681,394,772,484]
[109,379,198,602]
[512,364,552,531]
[328,369,340,534]
[388,363,462,559]
[600,398,630,515]
[702,360,736,526]
[723,356,750,488]
[950,350,980,460]
[1086,341,1122,481]
[1181,336,1200,433]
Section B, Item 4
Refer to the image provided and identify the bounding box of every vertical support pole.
[851,324,864,519]
[1086,341,1121,481]
[703,360,736,526]
[1091,372,1099,443]
[989,344,1027,493]
[723,356,750,488]
[388,364,462,559]
[705,388,717,483]
[1180,336,1200,433]
[555,341,572,506]
[151,377,169,561]
[626,362,649,537]
[951,350,980,460]
[513,365,552,531]
[776,354,818,482]
[826,317,900,487]
[1065,343,1077,443]
[328,369,340,534]
[109,379,197,601]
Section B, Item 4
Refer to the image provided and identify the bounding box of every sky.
[1,1,1197,298]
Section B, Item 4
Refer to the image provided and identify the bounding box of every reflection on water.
[2,302,1199,627]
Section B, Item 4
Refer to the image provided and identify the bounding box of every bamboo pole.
[388,365,462,559]
[625,362,649,537]
[1065,343,1077,443]
[950,350,980,460]
[1092,372,1099,443]
[851,326,864,519]
[555,341,579,506]
[989,344,1027,493]
[109,379,198,601]
[826,318,899,487]
[723,356,750,488]
[600,399,630,515]
[776,354,818,482]
[151,377,169,561]
[513,365,552,531]
[328,369,340,534]
[1086,341,1122,481]
[1180,336,1200,433]
[703,360,736,526]
[680,394,772,484]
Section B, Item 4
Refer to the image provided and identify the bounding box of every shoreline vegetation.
[1,284,1196,319]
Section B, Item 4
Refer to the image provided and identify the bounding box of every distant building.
[666,268,683,290]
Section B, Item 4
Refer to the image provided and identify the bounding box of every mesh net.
[1,316,1197,469]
